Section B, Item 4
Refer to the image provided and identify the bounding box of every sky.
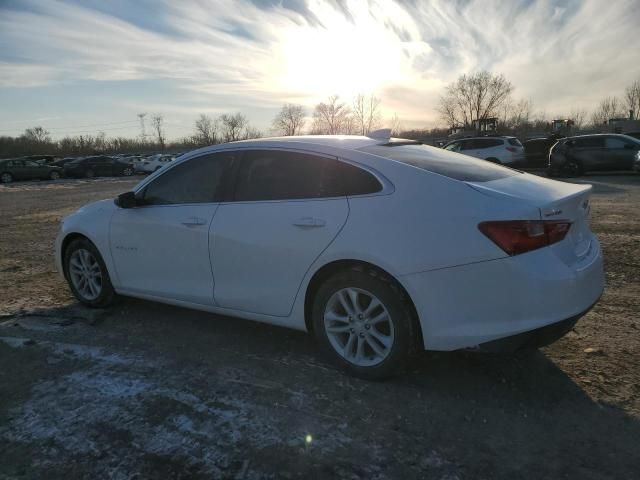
[0,0,639,140]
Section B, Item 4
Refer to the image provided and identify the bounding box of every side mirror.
[115,191,138,209]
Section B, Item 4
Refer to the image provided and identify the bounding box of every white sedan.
[55,132,604,379]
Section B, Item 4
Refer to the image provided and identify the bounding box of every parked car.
[26,155,60,165]
[51,157,80,168]
[63,155,134,178]
[624,131,640,140]
[442,136,525,165]
[523,137,560,169]
[548,134,640,176]
[0,158,62,183]
[56,133,604,379]
[135,154,174,173]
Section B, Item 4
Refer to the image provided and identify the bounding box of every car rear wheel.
[64,238,116,308]
[1,172,13,183]
[122,167,133,176]
[486,157,501,164]
[85,169,95,178]
[49,170,61,180]
[312,267,419,379]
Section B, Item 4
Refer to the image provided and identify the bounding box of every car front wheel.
[1,172,13,183]
[312,267,419,379]
[49,170,61,180]
[64,238,116,308]
[122,167,133,176]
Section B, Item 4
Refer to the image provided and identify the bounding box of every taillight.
[506,146,518,152]
[478,220,571,255]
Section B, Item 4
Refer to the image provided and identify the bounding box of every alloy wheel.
[323,287,395,367]
[1,173,12,183]
[68,248,102,301]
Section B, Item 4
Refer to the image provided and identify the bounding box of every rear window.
[359,144,519,182]
[508,138,523,147]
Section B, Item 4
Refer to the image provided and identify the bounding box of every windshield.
[359,144,519,182]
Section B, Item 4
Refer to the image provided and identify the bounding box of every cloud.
[0,0,638,134]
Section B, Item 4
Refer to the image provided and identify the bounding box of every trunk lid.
[468,173,593,266]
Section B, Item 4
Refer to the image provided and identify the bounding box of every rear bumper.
[477,299,597,352]
[400,237,604,351]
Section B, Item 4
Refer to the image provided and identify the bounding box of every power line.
[0,119,139,133]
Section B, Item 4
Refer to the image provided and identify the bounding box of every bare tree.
[311,95,352,134]
[390,113,403,136]
[591,97,624,126]
[194,114,218,145]
[22,126,51,144]
[438,71,514,128]
[352,94,381,135]
[509,98,533,128]
[625,79,640,119]
[569,107,588,130]
[272,104,306,136]
[150,114,166,150]
[219,112,248,142]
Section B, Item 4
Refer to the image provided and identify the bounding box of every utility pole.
[137,113,147,139]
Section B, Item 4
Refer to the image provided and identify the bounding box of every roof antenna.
[366,129,391,142]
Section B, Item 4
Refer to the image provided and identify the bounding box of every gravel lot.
[1,174,639,479]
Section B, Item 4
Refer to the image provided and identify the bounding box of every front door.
[109,151,236,304]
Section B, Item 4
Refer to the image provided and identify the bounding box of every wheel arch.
[303,259,423,345]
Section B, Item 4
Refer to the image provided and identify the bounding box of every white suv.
[443,136,524,165]
[135,154,174,174]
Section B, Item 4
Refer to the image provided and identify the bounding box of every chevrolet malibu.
[55,132,604,379]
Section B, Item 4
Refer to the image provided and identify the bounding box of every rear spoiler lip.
[465,178,592,210]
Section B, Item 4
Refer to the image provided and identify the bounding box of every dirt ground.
[0,174,639,479]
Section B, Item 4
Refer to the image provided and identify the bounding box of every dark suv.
[63,156,134,178]
[548,134,640,176]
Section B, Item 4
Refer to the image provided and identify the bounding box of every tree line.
[2,74,638,158]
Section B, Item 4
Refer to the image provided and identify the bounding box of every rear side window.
[475,138,503,149]
[605,137,634,149]
[233,150,381,201]
[142,152,235,205]
[508,138,523,147]
[359,144,519,182]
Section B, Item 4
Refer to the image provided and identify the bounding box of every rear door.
[210,149,349,317]
[572,137,606,171]
[604,136,638,170]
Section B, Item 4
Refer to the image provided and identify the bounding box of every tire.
[1,172,13,184]
[485,157,501,164]
[154,166,161,172]
[64,237,116,308]
[85,169,95,178]
[122,167,133,176]
[49,170,61,180]
[563,160,583,177]
[311,267,419,380]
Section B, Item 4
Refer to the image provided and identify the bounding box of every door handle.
[181,216,207,227]
[292,217,326,227]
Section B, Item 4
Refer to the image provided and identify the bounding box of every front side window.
[574,137,604,148]
[142,152,235,205]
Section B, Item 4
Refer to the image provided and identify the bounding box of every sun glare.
[276,7,407,98]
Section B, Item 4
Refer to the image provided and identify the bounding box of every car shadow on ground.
[2,298,639,478]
